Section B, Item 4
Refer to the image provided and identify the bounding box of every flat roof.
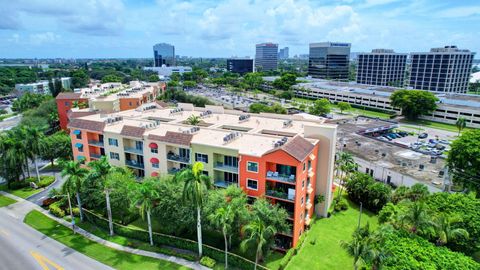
[72,104,331,157]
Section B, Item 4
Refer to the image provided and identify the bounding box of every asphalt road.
[27,172,66,205]
[0,114,21,131]
[0,203,113,270]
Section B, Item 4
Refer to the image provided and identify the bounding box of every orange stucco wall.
[119,98,141,111]
[70,128,90,162]
[239,142,319,248]
[56,97,88,130]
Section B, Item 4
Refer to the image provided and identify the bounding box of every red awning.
[151,172,159,177]
[149,142,158,149]
[150,157,159,164]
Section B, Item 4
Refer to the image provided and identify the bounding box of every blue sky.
[0,0,479,58]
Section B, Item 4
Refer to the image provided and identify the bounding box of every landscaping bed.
[0,176,55,199]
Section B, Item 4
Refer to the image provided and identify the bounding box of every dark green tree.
[390,90,438,120]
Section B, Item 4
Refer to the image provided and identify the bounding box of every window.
[247,161,258,173]
[303,162,306,171]
[152,163,159,168]
[78,145,84,152]
[308,160,312,170]
[224,156,238,167]
[108,138,118,147]
[247,179,258,190]
[151,148,158,154]
[301,197,304,206]
[302,180,305,189]
[76,133,82,140]
[195,153,208,163]
[109,152,119,160]
[135,141,143,150]
[65,101,70,106]
[202,171,209,176]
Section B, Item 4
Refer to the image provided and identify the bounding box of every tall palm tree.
[398,202,434,235]
[434,215,469,246]
[178,162,211,257]
[24,126,45,182]
[455,117,466,136]
[186,115,201,126]
[89,156,115,235]
[209,206,234,269]
[336,151,356,200]
[130,178,160,246]
[241,217,277,270]
[0,131,26,188]
[61,160,89,221]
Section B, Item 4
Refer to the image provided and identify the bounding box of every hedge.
[82,209,268,270]
[200,256,216,268]
[49,202,65,218]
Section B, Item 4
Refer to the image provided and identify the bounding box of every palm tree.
[61,160,89,221]
[336,151,356,200]
[186,115,201,126]
[434,215,469,246]
[455,117,466,136]
[178,162,211,257]
[0,131,26,188]
[240,217,276,270]
[131,178,160,246]
[340,237,369,270]
[24,126,45,182]
[398,202,434,235]
[209,206,234,269]
[89,157,114,235]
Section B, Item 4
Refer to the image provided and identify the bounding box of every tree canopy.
[309,98,331,116]
[390,90,438,120]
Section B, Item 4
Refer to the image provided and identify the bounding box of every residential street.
[0,200,113,270]
[27,171,66,205]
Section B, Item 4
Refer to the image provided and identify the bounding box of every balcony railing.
[88,140,104,147]
[90,153,102,159]
[167,153,190,164]
[266,189,295,202]
[266,171,296,184]
[124,147,143,155]
[214,162,239,173]
[214,180,238,188]
[125,160,144,169]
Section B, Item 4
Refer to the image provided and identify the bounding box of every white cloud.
[435,6,480,18]
[29,32,60,45]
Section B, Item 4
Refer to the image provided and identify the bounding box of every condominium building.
[409,46,475,93]
[15,80,50,94]
[308,42,351,80]
[226,58,254,74]
[153,43,175,67]
[356,49,407,87]
[56,81,165,130]
[255,43,279,71]
[68,103,337,249]
[279,47,289,59]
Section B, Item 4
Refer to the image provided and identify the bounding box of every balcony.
[306,199,312,210]
[214,162,239,174]
[88,140,104,147]
[167,153,190,164]
[307,184,313,194]
[266,189,295,202]
[305,215,312,226]
[124,147,143,155]
[266,171,296,184]
[214,180,238,188]
[90,153,102,159]
[125,160,144,169]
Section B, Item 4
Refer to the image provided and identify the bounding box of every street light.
[54,192,75,234]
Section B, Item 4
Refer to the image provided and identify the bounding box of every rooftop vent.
[239,114,251,122]
[105,116,123,124]
[283,119,293,128]
[200,110,213,118]
[273,137,288,148]
[183,126,200,134]
[170,107,184,115]
[223,132,242,144]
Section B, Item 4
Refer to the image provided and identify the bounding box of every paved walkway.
[1,191,209,270]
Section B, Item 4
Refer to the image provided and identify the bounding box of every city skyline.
[1,0,479,59]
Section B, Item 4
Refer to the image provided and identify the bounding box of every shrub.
[345,172,391,212]
[42,197,57,207]
[37,176,55,188]
[310,238,316,245]
[200,256,216,268]
[72,207,80,217]
[279,248,296,270]
[9,180,31,190]
[49,202,65,218]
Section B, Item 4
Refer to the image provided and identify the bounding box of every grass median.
[0,194,16,207]
[24,210,190,270]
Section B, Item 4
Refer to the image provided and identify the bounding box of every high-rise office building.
[255,43,278,71]
[227,58,254,74]
[356,49,407,87]
[153,43,175,67]
[409,46,475,93]
[308,42,351,80]
[279,47,289,59]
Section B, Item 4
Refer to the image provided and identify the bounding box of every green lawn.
[0,194,17,207]
[286,198,378,270]
[24,210,189,270]
[0,184,43,199]
[401,119,473,133]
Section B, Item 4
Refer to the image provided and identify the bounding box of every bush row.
[9,176,55,190]
[82,209,267,270]
[49,202,65,218]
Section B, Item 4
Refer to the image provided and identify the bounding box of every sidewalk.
[0,191,209,270]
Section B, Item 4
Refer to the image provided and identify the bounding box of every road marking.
[0,228,9,237]
[30,251,64,270]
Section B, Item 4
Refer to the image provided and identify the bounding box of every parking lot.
[185,86,257,109]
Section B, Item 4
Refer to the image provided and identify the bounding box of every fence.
[82,208,269,270]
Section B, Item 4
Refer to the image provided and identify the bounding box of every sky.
[0,0,479,59]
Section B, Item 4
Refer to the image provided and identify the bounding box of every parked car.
[418,133,428,139]
[382,135,392,141]
[439,139,450,145]
[398,131,408,137]
[435,144,446,150]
